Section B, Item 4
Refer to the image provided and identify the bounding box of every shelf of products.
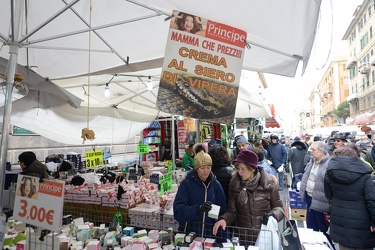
[142,121,162,161]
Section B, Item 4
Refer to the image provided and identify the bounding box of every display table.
[63,202,128,226]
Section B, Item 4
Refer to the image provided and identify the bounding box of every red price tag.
[18,199,54,225]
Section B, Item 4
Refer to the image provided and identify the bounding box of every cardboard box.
[291,209,307,221]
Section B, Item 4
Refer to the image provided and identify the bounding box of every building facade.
[344,0,375,124]
[318,57,349,127]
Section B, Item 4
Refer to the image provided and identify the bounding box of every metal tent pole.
[0,0,23,214]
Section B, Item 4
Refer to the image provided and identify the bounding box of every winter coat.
[22,160,50,179]
[300,153,330,213]
[220,168,284,245]
[267,142,287,168]
[173,170,227,239]
[212,164,234,205]
[364,148,375,169]
[325,156,375,248]
[288,141,307,175]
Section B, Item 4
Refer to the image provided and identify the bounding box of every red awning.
[265,104,281,128]
[265,117,280,128]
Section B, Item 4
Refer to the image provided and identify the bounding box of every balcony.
[346,57,357,69]
[359,62,370,74]
[347,92,359,103]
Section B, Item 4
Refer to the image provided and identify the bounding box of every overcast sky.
[263,0,363,121]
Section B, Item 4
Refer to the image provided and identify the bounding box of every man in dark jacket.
[325,147,375,249]
[267,134,287,190]
[18,151,50,180]
[288,140,308,189]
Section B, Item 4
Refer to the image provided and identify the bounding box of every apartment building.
[344,0,375,124]
[318,57,349,127]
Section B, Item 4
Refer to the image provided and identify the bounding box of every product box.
[291,208,307,221]
[289,198,297,208]
[208,204,220,219]
[175,233,186,245]
[288,190,297,199]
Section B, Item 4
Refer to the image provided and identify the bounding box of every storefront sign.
[86,150,104,168]
[157,10,246,121]
[13,175,65,231]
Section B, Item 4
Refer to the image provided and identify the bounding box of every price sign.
[17,199,54,225]
[86,150,104,168]
[13,175,65,231]
[160,172,172,195]
[167,161,173,173]
[137,143,150,154]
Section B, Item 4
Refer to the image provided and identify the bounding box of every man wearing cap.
[174,143,227,239]
[231,134,252,160]
[213,149,284,246]
[358,140,372,159]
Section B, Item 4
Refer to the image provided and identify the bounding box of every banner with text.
[157,10,246,122]
[13,175,65,231]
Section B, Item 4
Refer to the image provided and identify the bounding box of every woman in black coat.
[208,145,234,205]
[324,146,375,249]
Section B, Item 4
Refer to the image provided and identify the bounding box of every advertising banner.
[157,10,247,122]
[13,175,65,232]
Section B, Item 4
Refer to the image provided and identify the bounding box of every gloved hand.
[196,201,212,215]
[262,212,275,225]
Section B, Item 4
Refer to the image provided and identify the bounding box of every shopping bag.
[280,219,301,250]
[255,216,282,250]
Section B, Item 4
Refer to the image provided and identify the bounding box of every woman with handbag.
[212,149,284,247]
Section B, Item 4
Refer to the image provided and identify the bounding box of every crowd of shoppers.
[172,131,375,248]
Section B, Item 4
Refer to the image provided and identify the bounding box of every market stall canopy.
[0,0,321,79]
[0,0,321,145]
[346,111,375,126]
[0,57,82,108]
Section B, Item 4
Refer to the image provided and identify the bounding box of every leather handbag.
[280,218,302,250]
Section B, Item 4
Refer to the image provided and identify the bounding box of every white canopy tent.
[0,0,321,79]
[0,0,322,213]
[0,0,322,144]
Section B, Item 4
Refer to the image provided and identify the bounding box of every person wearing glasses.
[300,141,334,248]
[18,151,50,180]
[173,143,227,240]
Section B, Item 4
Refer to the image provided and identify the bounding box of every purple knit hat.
[233,150,259,168]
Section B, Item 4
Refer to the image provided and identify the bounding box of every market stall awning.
[265,104,281,128]
[346,111,375,126]
[265,117,281,128]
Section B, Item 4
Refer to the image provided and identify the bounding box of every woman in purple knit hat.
[213,149,284,246]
